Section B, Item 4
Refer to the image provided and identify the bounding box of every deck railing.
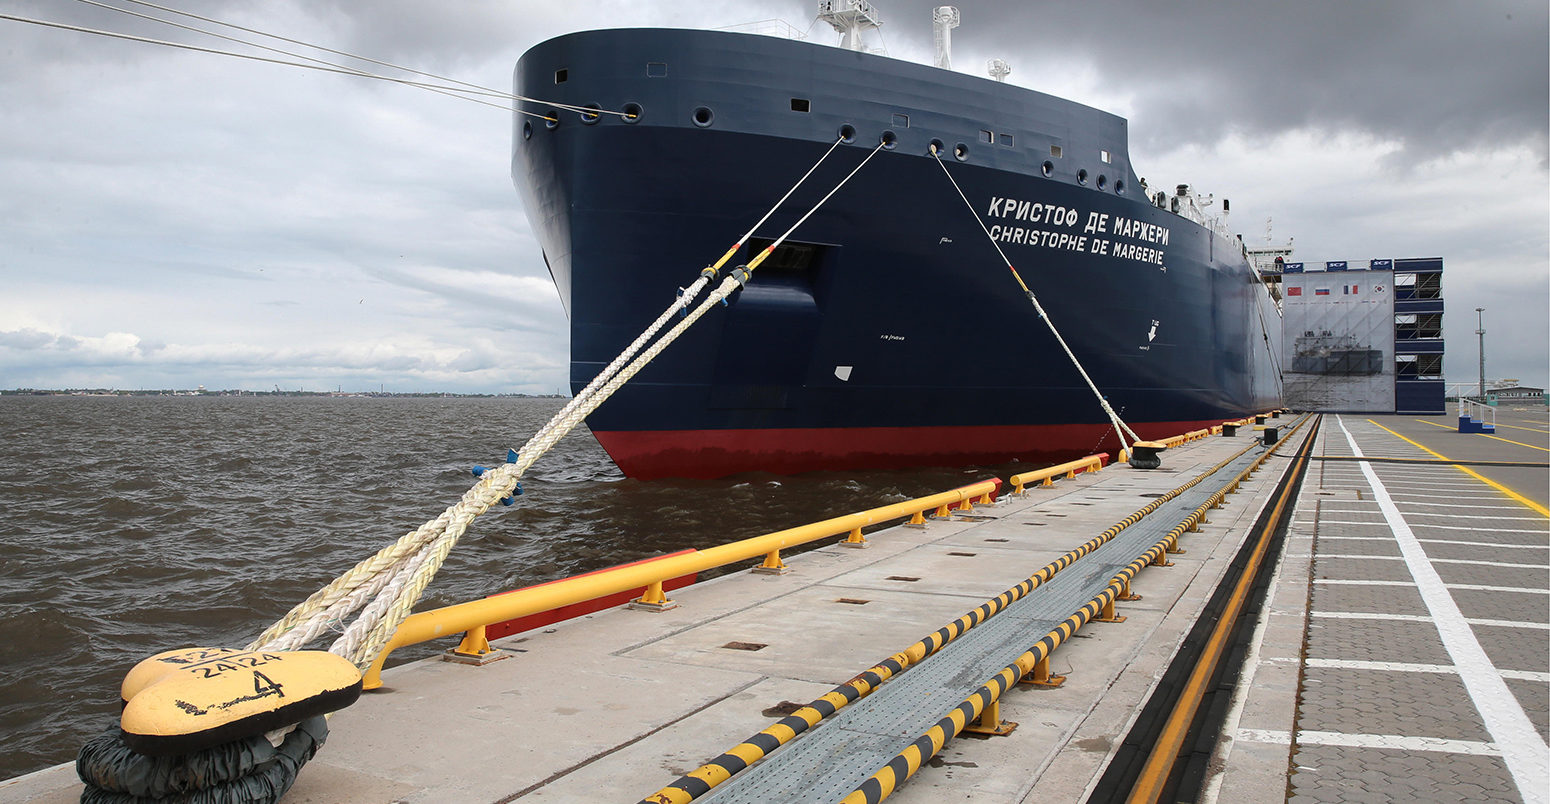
[362,479,1000,688]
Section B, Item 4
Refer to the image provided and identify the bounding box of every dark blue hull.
[514,29,1281,478]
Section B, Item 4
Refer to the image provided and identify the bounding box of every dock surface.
[5,409,1546,803]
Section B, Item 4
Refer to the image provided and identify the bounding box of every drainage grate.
[721,641,767,651]
[886,576,921,582]
[947,552,978,557]
[835,598,871,605]
[984,538,1009,543]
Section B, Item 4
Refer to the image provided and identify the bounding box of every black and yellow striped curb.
[636,435,1269,804]
[837,415,1310,804]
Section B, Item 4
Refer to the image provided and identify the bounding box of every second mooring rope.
[930,147,1141,454]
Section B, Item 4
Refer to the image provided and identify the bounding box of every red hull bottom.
[593,419,1232,480]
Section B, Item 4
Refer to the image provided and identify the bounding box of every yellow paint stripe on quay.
[1414,418,1550,451]
[1481,434,1550,452]
[1369,419,1549,518]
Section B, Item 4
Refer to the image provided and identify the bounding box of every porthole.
[880,130,898,150]
[1115,179,1125,194]
[621,102,642,124]
[1077,168,1088,185]
[928,138,945,157]
[1041,160,1054,177]
[580,104,601,125]
[522,120,533,140]
[838,124,856,143]
[1097,174,1107,190]
[954,143,969,161]
[692,106,714,127]
[544,109,560,130]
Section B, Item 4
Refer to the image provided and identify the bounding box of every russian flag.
[1314,287,1330,296]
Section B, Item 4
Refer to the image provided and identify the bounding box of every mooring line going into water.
[252,140,888,670]
[928,148,1142,456]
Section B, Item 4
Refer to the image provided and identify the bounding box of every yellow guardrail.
[1008,453,1108,495]
[361,479,1000,689]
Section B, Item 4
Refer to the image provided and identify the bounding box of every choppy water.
[0,395,1015,779]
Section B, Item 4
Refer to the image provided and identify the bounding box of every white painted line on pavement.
[1312,611,1549,631]
[1317,554,1548,570]
[1337,415,1549,804]
[1304,658,1550,683]
[1236,728,1501,756]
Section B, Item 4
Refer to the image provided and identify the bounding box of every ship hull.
[514,29,1282,479]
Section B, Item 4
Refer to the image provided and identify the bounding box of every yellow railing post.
[1095,596,1126,623]
[358,479,999,689]
[842,526,868,549]
[628,580,679,612]
[962,697,1016,736]
[1021,653,1066,688]
[451,625,491,657]
[753,549,789,575]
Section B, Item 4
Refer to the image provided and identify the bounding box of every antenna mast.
[932,6,960,69]
[817,0,883,52]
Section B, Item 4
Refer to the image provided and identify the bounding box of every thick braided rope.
[339,278,746,667]
[255,142,864,665]
[247,278,714,653]
[331,536,442,664]
[513,274,712,464]
[259,551,414,652]
[246,511,451,650]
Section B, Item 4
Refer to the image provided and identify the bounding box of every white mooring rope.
[930,148,1141,453]
[250,138,881,669]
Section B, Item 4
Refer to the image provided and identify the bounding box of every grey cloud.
[876,1,1548,163]
[0,328,56,349]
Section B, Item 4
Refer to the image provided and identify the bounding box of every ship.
[1291,331,1384,376]
[513,4,1283,479]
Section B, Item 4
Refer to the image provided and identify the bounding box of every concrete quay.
[5,409,1544,803]
[1214,409,1548,804]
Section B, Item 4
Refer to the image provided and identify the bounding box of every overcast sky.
[2,0,1545,394]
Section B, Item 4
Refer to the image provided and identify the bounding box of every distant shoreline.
[1,389,568,399]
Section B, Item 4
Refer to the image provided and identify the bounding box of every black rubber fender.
[77,716,327,804]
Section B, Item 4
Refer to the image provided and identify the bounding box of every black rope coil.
[77,716,327,804]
